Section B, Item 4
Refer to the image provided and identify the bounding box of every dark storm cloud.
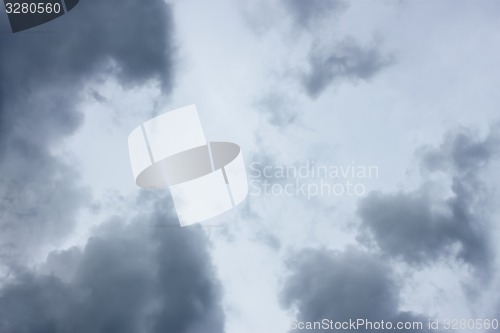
[0,0,175,262]
[302,38,394,98]
[0,194,225,333]
[283,0,347,28]
[281,248,430,332]
[358,126,500,275]
[0,0,174,94]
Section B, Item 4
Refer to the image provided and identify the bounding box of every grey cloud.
[255,92,298,127]
[281,248,430,332]
[283,0,348,28]
[239,0,346,36]
[302,38,394,98]
[358,126,499,275]
[0,141,89,263]
[0,195,224,333]
[0,0,174,94]
[242,1,392,118]
[0,0,175,263]
[418,126,499,175]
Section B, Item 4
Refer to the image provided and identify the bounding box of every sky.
[1,0,500,332]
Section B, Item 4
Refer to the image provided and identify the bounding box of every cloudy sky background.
[1,0,500,332]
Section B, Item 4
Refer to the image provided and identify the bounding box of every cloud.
[0,0,175,263]
[0,0,174,94]
[240,0,393,119]
[0,194,225,333]
[358,126,500,275]
[302,38,394,98]
[281,247,430,332]
[255,92,298,127]
[283,0,348,29]
[418,126,499,175]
